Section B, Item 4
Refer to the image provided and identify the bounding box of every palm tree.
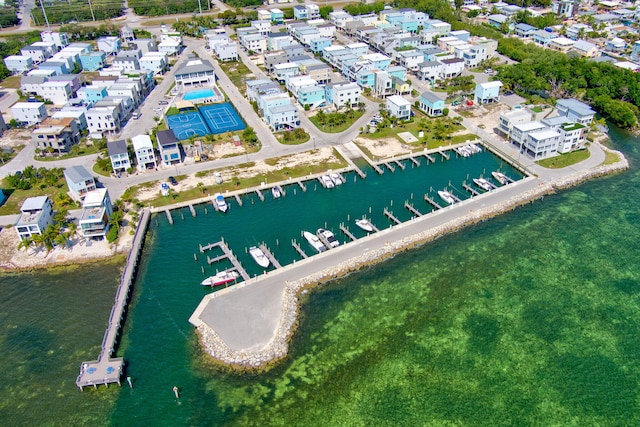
[17,236,33,251]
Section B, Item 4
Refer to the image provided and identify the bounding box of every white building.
[132,134,157,171]
[139,52,168,74]
[265,104,300,131]
[510,121,546,146]
[524,128,562,160]
[212,41,238,62]
[557,122,587,153]
[97,36,121,55]
[40,31,69,50]
[20,44,53,64]
[78,188,113,240]
[40,81,73,105]
[15,196,55,241]
[174,56,216,87]
[107,139,131,175]
[326,82,361,109]
[86,104,122,135]
[386,95,412,121]
[4,55,33,73]
[11,102,47,126]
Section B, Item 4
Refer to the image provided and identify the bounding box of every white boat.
[355,218,374,232]
[249,246,270,268]
[201,270,239,287]
[271,186,281,199]
[492,171,510,185]
[317,228,340,248]
[438,190,456,205]
[160,182,170,196]
[329,172,343,185]
[321,175,335,188]
[213,193,228,212]
[455,146,470,157]
[303,231,326,253]
[467,143,481,154]
[473,178,492,191]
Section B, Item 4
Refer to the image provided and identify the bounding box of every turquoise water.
[183,88,215,101]
[2,133,640,425]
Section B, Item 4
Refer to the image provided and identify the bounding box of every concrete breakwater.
[195,151,629,370]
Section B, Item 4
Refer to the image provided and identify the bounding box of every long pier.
[340,224,356,241]
[384,208,401,225]
[292,240,308,258]
[204,240,250,281]
[259,244,281,269]
[76,209,151,391]
[463,183,480,196]
[404,201,423,217]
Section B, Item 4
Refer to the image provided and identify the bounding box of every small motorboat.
[317,228,340,248]
[201,270,239,287]
[438,190,455,205]
[330,172,343,185]
[271,186,281,199]
[160,182,170,196]
[355,218,374,232]
[321,175,335,188]
[213,193,228,212]
[492,171,510,185]
[454,146,470,157]
[303,231,326,253]
[249,246,270,268]
[473,177,492,191]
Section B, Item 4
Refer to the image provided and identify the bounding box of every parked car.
[169,176,178,186]
[159,100,169,105]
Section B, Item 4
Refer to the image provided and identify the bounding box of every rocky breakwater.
[195,149,629,370]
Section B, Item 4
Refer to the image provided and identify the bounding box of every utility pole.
[88,0,96,21]
[197,0,202,14]
[39,0,50,30]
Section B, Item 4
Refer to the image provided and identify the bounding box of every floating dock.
[203,240,249,281]
[384,162,395,173]
[165,209,173,224]
[424,153,435,163]
[297,180,307,192]
[292,240,308,259]
[439,150,450,160]
[340,224,356,241]
[404,201,423,217]
[462,183,480,196]
[259,244,281,269]
[235,194,243,206]
[76,209,151,391]
[189,204,196,217]
[424,195,442,210]
[384,207,401,225]
[256,189,264,202]
[394,160,405,170]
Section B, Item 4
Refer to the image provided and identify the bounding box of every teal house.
[79,52,106,71]
[419,91,445,117]
[298,85,326,109]
[310,37,332,54]
[270,9,284,24]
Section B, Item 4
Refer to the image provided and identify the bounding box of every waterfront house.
[498,108,533,136]
[132,135,157,171]
[107,139,131,175]
[557,122,587,153]
[79,188,113,240]
[11,102,47,126]
[523,128,562,160]
[556,98,595,125]
[14,196,54,241]
[32,117,79,154]
[64,165,96,201]
[156,129,182,165]
[419,91,445,117]
[510,121,547,146]
[474,81,502,104]
[386,95,412,121]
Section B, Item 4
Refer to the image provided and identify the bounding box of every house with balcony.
[273,63,300,83]
[297,85,326,109]
[556,98,595,125]
[11,102,47,126]
[86,102,123,136]
[416,61,441,84]
[310,37,332,54]
[498,108,533,136]
[523,128,562,160]
[79,188,113,240]
[80,51,106,71]
[41,31,69,49]
[557,122,586,153]
[156,129,181,165]
[549,37,575,53]
[132,135,157,171]
[20,44,53,64]
[510,121,547,147]
[64,165,96,201]
[571,40,599,58]
[438,58,465,79]
[140,52,169,74]
[386,95,412,121]
[98,36,121,55]
[474,81,502,104]
[515,23,537,39]
[107,139,131,175]
[265,103,300,131]
[174,56,216,87]
[419,91,445,117]
[14,196,54,241]
[251,20,272,36]
[32,117,79,155]
[40,81,73,105]
[4,55,33,73]
[325,82,361,109]
[533,30,558,47]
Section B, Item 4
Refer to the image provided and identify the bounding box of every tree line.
[31,0,123,26]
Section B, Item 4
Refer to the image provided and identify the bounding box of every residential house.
[32,117,79,154]
[552,0,574,17]
[107,139,131,175]
[386,95,412,121]
[264,51,289,73]
[156,129,181,165]
[174,56,216,87]
[20,44,52,64]
[305,64,331,84]
[38,59,69,75]
[297,85,326,109]
[606,37,626,52]
[265,104,300,131]
[498,108,533,136]
[112,55,140,73]
[397,50,424,72]
[325,82,361,109]
[523,128,562,160]
[556,98,595,125]
[77,86,108,105]
[251,20,272,36]
[80,51,106,71]
[270,8,284,24]
[419,91,445,117]
[487,14,508,28]
[158,27,183,55]
[243,34,268,53]
[533,30,558,47]
[64,165,96,201]
[40,31,69,49]
[474,81,502,104]
[571,40,599,57]
[416,61,441,84]
[515,23,537,38]
[310,37,332,53]
[212,41,238,62]
[11,102,47,126]
[78,188,113,240]
[130,38,157,54]
[121,25,135,42]
[549,37,575,53]
[4,55,33,73]
[438,58,464,78]
[463,45,487,68]
[557,122,586,153]
[510,121,546,146]
[139,52,168,74]
[85,102,123,135]
[14,196,54,241]
[132,134,157,171]
[98,36,121,55]
[39,81,72,105]
[20,75,48,94]
[52,106,88,130]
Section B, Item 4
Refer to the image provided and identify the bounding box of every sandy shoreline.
[193,145,629,370]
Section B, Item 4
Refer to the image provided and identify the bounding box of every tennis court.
[200,103,246,134]
[165,111,211,140]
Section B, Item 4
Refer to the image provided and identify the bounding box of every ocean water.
[2,133,640,426]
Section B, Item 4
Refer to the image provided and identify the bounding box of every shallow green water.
[2,135,640,425]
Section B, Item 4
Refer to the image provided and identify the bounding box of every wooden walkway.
[404,201,423,217]
[76,209,151,390]
[463,183,480,196]
[292,240,308,259]
[204,240,250,281]
[340,224,356,241]
[384,208,401,225]
[259,244,281,269]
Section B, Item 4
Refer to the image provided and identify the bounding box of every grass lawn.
[309,110,364,133]
[1,75,21,89]
[603,150,620,165]
[218,60,253,93]
[35,142,104,161]
[536,149,590,169]
[0,178,70,215]
[276,129,310,145]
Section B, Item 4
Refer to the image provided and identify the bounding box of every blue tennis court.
[166,111,211,140]
[200,103,246,134]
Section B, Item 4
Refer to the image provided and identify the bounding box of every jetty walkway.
[75,209,151,390]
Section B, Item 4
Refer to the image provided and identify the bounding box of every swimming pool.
[183,88,215,101]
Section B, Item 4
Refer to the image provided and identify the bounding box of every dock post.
[173,386,179,399]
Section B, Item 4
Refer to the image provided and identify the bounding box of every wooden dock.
[76,209,151,391]
[235,194,243,206]
[203,240,249,281]
[292,240,308,259]
[463,183,480,196]
[276,185,285,196]
[439,150,450,160]
[297,180,307,192]
[404,201,423,217]
[394,160,406,170]
[424,153,435,163]
[384,162,395,172]
[259,244,281,269]
[256,189,264,202]
[424,195,442,210]
[189,204,196,217]
[340,224,356,241]
[165,209,173,224]
[384,208,401,225]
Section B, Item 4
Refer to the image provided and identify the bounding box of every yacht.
[201,270,239,287]
[355,218,374,232]
[249,246,270,268]
[473,178,492,191]
[213,193,228,212]
[303,231,326,253]
[317,228,340,248]
[438,190,456,205]
[492,171,510,185]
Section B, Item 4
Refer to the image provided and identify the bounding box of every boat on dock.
[330,172,343,186]
[492,171,510,185]
[271,186,281,199]
[213,193,228,212]
[201,270,239,287]
[438,190,456,205]
[303,231,327,253]
[355,218,374,232]
[454,146,471,157]
[317,228,340,248]
[473,178,492,191]
[249,246,270,268]
[321,175,335,188]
